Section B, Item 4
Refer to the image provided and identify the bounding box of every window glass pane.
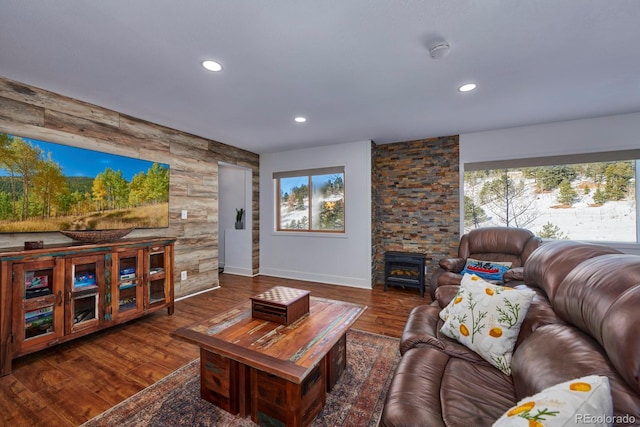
[464,161,636,242]
[279,176,308,230]
[310,173,345,231]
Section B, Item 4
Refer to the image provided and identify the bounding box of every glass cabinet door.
[112,249,144,320]
[12,259,64,351]
[147,248,168,308]
[65,254,104,334]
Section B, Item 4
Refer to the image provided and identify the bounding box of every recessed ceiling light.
[202,60,223,72]
[294,116,307,123]
[458,83,477,92]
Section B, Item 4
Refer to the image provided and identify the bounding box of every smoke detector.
[429,43,450,60]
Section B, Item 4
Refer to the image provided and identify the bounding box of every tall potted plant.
[235,208,245,229]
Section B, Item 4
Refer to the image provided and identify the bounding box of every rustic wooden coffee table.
[171,292,367,427]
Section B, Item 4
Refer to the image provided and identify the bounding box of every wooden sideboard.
[0,237,176,376]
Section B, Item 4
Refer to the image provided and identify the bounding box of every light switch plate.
[181,210,188,219]
[181,271,187,281]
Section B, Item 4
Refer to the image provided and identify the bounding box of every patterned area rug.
[82,330,400,427]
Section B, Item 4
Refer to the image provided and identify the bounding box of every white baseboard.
[223,265,257,277]
[259,267,372,289]
[175,285,220,301]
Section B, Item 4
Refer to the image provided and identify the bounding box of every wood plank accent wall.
[372,136,460,285]
[0,76,260,297]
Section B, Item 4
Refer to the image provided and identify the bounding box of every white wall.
[219,163,250,266]
[460,112,640,164]
[260,140,372,288]
[460,111,640,254]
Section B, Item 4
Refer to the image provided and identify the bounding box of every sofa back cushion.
[511,324,640,419]
[458,227,540,269]
[523,240,621,301]
[553,254,640,395]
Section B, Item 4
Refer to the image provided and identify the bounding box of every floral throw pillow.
[439,274,535,375]
[460,258,512,281]
[493,375,613,426]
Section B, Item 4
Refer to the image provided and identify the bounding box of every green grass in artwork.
[0,203,168,232]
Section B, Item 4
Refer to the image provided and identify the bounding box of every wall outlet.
[181,210,188,219]
[180,271,187,281]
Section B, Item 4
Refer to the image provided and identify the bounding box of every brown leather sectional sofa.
[380,240,640,426]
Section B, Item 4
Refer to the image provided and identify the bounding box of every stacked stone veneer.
[372,136,460,289]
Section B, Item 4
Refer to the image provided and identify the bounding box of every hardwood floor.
[0,274,430,427]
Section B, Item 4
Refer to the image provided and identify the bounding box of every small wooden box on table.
[250,286,310,325]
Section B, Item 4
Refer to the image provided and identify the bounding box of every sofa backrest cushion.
[511,324,640,419]
[523,240,622,301]
[512,284,566,349]
[457,227,540,268]
[553,254,640,395]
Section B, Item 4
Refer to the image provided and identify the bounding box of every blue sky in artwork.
[2,135,168,181]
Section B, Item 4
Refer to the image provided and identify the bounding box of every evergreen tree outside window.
[464,151,638,242]
[274,167,345,232]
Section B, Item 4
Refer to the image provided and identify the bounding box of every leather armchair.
[429,227,541,299]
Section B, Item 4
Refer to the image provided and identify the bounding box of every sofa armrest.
[503,266,524,282]
[399,304,493,366]
[429,269,463,303]
[435,285,460,308]
[439,257,466,272]
[400,305,445,355]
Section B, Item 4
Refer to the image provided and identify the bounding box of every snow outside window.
[464,153,638,242]
[274,167,345,232]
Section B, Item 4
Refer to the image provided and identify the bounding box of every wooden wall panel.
[0,76,259,297]
[0,97,44,126]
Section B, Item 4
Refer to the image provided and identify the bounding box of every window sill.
[272,230,348,239]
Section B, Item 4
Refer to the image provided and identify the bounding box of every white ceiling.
[1,1,639,154]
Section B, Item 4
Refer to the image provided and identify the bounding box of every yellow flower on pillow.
[459,324,470,336]
[569,382,592,392]
[489,327,503,338]
[507,401,535,417]
[440,274,535,375]
[493,375,612,427]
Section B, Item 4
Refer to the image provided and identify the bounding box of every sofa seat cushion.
[511,324,640,420]
[441,357,517,426]
[380,347,516,427]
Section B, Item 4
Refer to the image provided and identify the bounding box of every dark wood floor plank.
[1,274,429,425]
[34,380,112,426]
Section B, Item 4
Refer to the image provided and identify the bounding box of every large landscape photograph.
[0,133,169,233]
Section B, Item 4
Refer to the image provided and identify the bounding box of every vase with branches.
[235,208,245,229]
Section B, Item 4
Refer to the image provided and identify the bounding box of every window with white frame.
[464,150,638,242]
[274,167,345,232]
